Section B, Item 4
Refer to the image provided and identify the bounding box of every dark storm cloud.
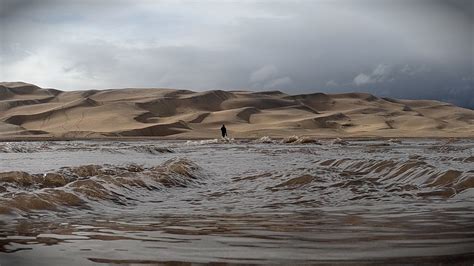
[0,0,472,108]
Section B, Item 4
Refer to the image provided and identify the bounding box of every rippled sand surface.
[0,139,473,265]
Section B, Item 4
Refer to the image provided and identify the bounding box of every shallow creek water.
[0,139,473,265]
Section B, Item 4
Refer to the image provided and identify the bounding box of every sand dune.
[0,82,473,139]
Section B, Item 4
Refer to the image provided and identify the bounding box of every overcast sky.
[1,0,473,108]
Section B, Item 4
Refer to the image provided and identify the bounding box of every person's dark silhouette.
[221,124,227,138]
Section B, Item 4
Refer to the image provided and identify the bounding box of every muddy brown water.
[0,139,473,265]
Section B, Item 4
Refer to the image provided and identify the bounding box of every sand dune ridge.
[0,82,473,139]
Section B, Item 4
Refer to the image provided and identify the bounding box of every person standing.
[221,124,227,138]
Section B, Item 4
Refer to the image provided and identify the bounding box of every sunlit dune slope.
[1,82,473,138]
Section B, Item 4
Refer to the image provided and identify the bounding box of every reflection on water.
[0,139,473,265]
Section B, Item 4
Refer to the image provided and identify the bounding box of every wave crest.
[0,158,206,215]
[264,157,473,200]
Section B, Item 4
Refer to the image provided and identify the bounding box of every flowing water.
[0,138,473,265]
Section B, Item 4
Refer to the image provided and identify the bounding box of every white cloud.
[250,64,278,83]
[372,64,390,76]
[249,65,292,90]
[353,64,391,86]
[1,47,108,89]
[400,64,431,76]
[325,80,338,87]
[264,76,293,89]
[353,73,374,86]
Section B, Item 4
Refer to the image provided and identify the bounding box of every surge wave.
[0,158,205,215]
[280,135,321,144]
[0,142,174,154]
[267,157,473,200]
[184,138,235,145]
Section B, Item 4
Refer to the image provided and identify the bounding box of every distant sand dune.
[0,82,473,139]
